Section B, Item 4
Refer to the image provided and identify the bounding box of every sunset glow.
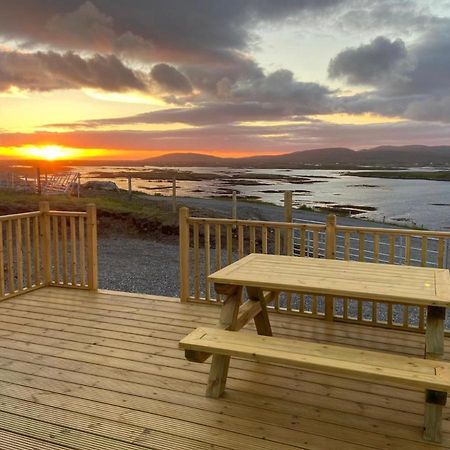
[0,146,114,160]
[0,1,449,160]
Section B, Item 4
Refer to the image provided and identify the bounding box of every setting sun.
[0,145,116,160]
[23,145,77,161]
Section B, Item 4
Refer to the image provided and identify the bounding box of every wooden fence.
[0,202,97,300]
[179,207,450,333]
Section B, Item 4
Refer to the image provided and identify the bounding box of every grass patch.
[0,190,178,238]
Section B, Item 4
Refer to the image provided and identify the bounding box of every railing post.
[325,214,337,320]
[86,204,98,290]
[284,191,293,255]
[39,201,51,285]
[179,207,190,302]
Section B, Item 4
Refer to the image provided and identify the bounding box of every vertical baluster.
[261,226,268,254]
[312,230,319,257]
[359,232,365,262]
[33,216,40,285]
[274,228,281,255]
[373,234,379,263]
[421,236,428,267]
[299,227,305,257]
[405,235,411,265]
[7,220,14,294]
[238,225,244,259]
[204,224,211,301]
[215,224,222,270]
[70,216,77,285]
[79,217,86,287]
[403,305,409,328]
[344,232,350,261]
[387,303,393,326]
[419,306,425,331]
[15,219,23,291]
[343,298,349,320]
[298,293,304,313]
[389,235,395,263]
[193,222,200,300]
[226,224,233,264]
[310,295,317,315]
[52,216,60,285]
[249,226,256,253]
[25,217,32,289]
[357,299,363,322]
[0,223,4,297]
[61,216,68,285]
[437,238,445,268]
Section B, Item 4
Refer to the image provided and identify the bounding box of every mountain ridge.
[141,145,450,168]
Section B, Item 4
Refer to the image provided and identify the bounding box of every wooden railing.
[0,202,97,300]
[179,207,450,333]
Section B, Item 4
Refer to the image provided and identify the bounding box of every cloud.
[52,102,308,128]
[0,50,147,92]
[328,36,411,85]
[150,63,192,94]
[0,0,342,64]
[329,22,450,122]
[233,69,334,114]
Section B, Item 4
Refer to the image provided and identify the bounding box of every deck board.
[0,287,449,449]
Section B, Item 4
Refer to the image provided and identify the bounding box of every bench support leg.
[207,284,242,398]
[423,306,446,442]
[246,287,272,336]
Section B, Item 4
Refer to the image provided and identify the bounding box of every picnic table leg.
[246,287,272,336]
[423,306,447,442]
[206,284,243,398]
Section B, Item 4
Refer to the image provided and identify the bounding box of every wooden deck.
[0,288,449,450]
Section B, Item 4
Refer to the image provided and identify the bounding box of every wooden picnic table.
[204,253,450,440]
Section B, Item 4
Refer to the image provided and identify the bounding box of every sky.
[1,0,450,160]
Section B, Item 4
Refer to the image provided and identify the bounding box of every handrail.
[0,211,40,222]
[180,207,450,335]
[0,202,98,301]
[337,224,450,238]
[188,216,326,230]
[49,210,87,217]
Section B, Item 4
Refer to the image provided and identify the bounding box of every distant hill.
[141,145,450,168]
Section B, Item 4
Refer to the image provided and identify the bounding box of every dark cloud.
[328,36,410,85]
[150,63,192,94]
[52,102,309,128]
[233,69,334,114]
[0,0,342,63]
[330,22,450,122]
[0,50,146,92]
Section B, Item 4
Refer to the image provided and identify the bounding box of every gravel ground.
[98,195,395,296]
[97,195,449,327]
[98,237,180,297]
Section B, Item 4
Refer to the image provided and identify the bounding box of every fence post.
[179,207,190,302]
[36,168,42,195]
[86,204,98,290]
[127,175,132,200]
[325,214,337,320]
[39,201,51,285]
[232,191,237,220]
[284,191,293,255]
[172,177,177,213]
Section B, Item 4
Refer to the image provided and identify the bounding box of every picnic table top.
[208,253,450,307]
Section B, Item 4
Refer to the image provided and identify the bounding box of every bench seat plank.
[180,327,450,392]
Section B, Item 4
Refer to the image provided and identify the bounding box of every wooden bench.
[180,327,450,442]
